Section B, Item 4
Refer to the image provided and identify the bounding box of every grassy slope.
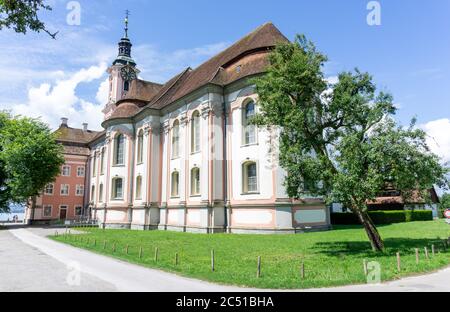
[51,220,450,289]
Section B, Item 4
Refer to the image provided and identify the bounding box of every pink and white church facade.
[88,21,331,234]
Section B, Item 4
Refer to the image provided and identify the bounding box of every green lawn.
[51,220,450,289]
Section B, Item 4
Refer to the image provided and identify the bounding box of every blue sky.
[0,0,449,160]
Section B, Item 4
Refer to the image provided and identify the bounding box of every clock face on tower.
[120,66,137,82]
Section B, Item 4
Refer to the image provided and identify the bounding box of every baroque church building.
[88,21,331,233]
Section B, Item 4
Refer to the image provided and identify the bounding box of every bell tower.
[103,10,140,120]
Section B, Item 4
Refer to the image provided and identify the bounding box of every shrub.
[331,210,433,225]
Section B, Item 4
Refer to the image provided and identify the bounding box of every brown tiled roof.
[147,22,288,110]
[104,22,288,121]
[106,102,141,121]
[55,126,101,145]
[118,79,163,106]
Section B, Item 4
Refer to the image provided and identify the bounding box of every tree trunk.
[352,206,385,252]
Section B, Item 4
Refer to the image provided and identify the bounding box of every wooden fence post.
[431,244,435,257]
[103,241,107,250]
[396,252,401,272]
[126,244,129,255]
[211,249,215,272]
[424,247,429,260]
[175,253,179,266]
[139,247,143,259]
[155,247,159,262]
[415,248,420,265]
[257,256,261,278]
[363,259,368,276]
[112,243,116,253]
[300,262,305,279]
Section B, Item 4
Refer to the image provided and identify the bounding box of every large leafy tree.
[253,35,448,252]
[0,112,64,212]
[0,0,56,37]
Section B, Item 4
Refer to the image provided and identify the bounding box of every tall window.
[114,134,125,165]
[75,206,83,217]
[124,80,130,92]
[191,111,201,153]
[99,184,104,203]
[191,167,201,196]
[92,156,97,177]
[137,130,144,164]
[77,166,85,177]
[61,184,69,196]
[112,178,124,200]
[100,147,106,175]
[91,185,95,202]
[243,162,258,193]
[243,101,256,145]
[44,184,54,195]
[172,120,180,158]
[171,171,180,197]
[76,185,84,196]
[62,165,71,177]
[135,176,142,200]
[43,206,52,218]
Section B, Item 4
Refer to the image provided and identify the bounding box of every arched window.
[124,80,130,92]
[114,134,125,165]
[243,161,258,193]
[243,101,256,145]
[171,171,180,198]
[172,120,180,158]
[99,184,104,203]
[137,130,144,164]
[100,147,106,175]
[191,111,201,153]
[191,167,201,196]
[112,178,124,200]
[135,176,142,200]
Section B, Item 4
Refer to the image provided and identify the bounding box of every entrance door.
[59,206,68,220]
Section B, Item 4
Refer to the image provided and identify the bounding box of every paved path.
[3,227,252,292]
[1,227,449,292]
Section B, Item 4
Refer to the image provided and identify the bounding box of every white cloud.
[420,118,450,163]
[12,63,108,131]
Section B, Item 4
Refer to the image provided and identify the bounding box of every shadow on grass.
[313,237,449,258]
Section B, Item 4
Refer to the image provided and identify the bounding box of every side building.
[25,119,102,225]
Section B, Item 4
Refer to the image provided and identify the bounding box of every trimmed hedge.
[331,210,433,225]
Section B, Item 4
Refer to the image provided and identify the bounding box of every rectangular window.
[77,166,85,177]
[135,176,142,200]
[60,184,70,196]
[100,149,106,175]
[75,206,83,216]
[43,206,52,218]
[113,179,123,200]
[191,168,201,196]
[76,185,84,196]
[44,184,54,195]
[99,184,104,203]
[62,165,71,177]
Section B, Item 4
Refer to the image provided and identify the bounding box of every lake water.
[0,213,25,222]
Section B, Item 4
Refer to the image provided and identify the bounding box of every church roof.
[105,22,288,123]
[147,22,288,110]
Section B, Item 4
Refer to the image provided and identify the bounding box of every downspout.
[222,88,229,232]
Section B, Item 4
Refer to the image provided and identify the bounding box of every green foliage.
[0,111,64,211]
[53,221,450,289]
[252,34,448,250]
[253,34,448,208]
[0,0,51,34]
[332,211,433,225]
